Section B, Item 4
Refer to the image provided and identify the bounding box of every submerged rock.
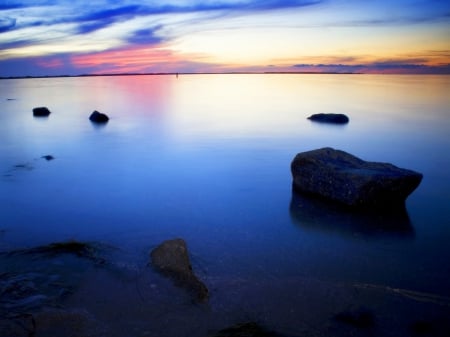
[6,240,106,264]
[307,113,349,124]
[32,107,51,117]
[211,322,281,337]
[334,307,375,328]
[89,110,109,123]
[291,147,423,209]
[150,238,208,302]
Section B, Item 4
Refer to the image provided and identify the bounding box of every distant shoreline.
[0,72,362,80]
[1,72,447,80]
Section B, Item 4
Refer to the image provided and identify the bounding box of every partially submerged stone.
[89,110,109,123]
[150,238,208,302]
[32,107,51,117]
[307,113,349,124]
[7,240,106,264]
[212,322,280,337]
[291,147,423,209]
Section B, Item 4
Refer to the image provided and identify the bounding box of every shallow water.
[1,74,450,336]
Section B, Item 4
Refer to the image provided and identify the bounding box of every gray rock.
[150,238,208,302]
[89,110,109,123]
[307,113,349,124]
[33,107,51,117]
[291,147,423,209]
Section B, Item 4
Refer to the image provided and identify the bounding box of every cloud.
[1,1,323,34]
[127,26,164,45]
[0,3,26,10]
[0,16,16,32]
[293,62,450,74]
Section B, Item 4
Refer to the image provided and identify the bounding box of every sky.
[0,0,449,76]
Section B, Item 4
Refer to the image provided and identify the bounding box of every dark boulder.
[307,113,349,124]
[33,107,51,117]
[89,110,109,123]
[150,238,208,302]
[291,147,423,209]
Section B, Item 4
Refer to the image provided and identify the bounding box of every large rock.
[307,113,349,124]
[150,238,208,302]
[291,147,423,209]
[89,110,109,123]
[33,107,51,117]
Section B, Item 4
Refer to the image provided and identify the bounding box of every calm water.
[1,74,449,336]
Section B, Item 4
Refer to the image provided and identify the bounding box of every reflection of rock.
[150,238,208,302]
[32,107,51,117]
[307,113,349,124]
[290,190,414,238]
[89,110,109,124]
[291,148,423,210]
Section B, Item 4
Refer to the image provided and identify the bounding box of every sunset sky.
[0,0,449,76]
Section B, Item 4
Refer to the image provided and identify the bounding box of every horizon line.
[4,71,450,80]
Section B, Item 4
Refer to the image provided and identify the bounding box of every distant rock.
[33,107,51,117]
[89,110,109,123]
[307,113,349,124]
[150,238,208,302]
[291,147,423,209]
[41,155,54,161]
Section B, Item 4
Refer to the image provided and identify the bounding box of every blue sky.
[0,0,449,76]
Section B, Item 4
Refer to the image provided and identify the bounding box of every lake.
[1,74,449,336]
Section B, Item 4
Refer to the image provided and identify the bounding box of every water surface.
[1,74,449,336]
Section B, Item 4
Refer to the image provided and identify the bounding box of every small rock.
[307,113,349,124]
[41,155,54,161]
[89,110,109,123]
[150,238,208,302]
[33,107,51,117]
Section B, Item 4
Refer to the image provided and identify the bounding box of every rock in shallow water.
[89,110,109,123]
[307,113,349,124]
[291,147,423,209]
[32,107,51,117]
[150,238,208,302]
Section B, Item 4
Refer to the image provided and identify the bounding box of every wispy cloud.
[293,62,450,74]
[1,1,322,34]
[0,16,16,33]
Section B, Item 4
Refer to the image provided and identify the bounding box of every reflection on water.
[290,190,415,239]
